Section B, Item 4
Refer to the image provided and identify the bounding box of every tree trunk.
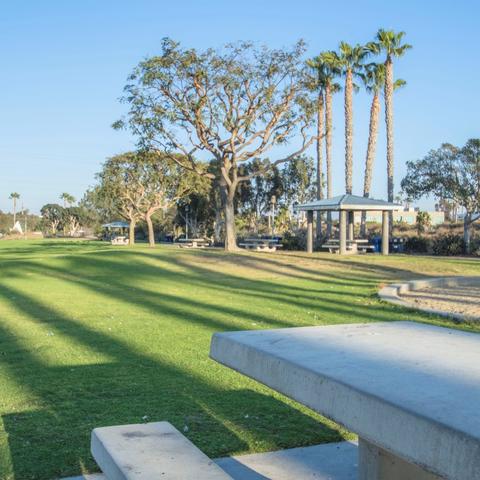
[221,181,238,251]
[129,220,136,245]
[344,68,353,195]
[146,212,155,247]
[385,57,394,232]
[361,92,381,237]
[464,213,471,253]
[13,199,16,226]
[316,90,325,243]
[325,82,333,237]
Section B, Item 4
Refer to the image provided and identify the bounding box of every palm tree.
[306,57,327,240]
[335,42,369,194]
[317,52,342,237]
[9,192,20,226]
[60,192,76,208]
[359,64,405,235]
[367,30,412,206]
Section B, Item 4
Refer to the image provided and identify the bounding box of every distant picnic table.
[239,237,282,252]
[111,236,129,246]
[322,238,375,254]
[176,238,210,249]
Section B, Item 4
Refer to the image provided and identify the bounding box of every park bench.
[239,238,282,252]
[176,238,210,249]
[210,321,480,479]
[91,421,232,479]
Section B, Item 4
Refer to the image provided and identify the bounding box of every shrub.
[432,234,465,256]
[282,230,306,250]
[404,236,430,254]
[416,211,432,235]
[469,237,480,256]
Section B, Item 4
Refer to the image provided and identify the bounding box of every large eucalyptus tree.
[115,39,315,251]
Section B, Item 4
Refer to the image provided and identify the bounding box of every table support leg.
[358,438,443,480]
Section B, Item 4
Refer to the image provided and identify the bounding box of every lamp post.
[270,195,276,237]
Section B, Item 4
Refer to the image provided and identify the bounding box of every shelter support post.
[348,211,354,241]
[306,210,314,254]
[339,210,347,255]
[382,210,389,255]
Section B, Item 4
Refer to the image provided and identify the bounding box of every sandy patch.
[401,285,480,319]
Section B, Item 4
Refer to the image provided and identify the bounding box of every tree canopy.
[115,38,316,249]
[401,139,480,248]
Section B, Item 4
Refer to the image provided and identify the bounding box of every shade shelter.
[102,221,129,236]
[297,194,401,255]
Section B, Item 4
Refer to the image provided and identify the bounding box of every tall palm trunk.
[316,90,325,242]
[344,68,353,194]
[12,199,16,226]
[361,92,381,236]
[385,56,394,231]
[325,82,333,236]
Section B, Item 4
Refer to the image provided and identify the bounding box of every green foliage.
[366,29,413,60]
[404,236,430,254]
[94,151,208,224]
[281,229,307,250]
[432,234,466,256]
[282,155,316,206]
[40,203,64,236]
[60,192,76,207]
[416,211,432,235]
[401,140,480,216]
[0,211,39,234]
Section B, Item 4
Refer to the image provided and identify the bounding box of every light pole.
[185,204,190,240]
[22,202,27,239]
[270,195,276,237]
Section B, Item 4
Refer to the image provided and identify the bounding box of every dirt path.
[401,285,480,319]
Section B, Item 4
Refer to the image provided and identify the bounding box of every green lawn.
[0,240,478,479]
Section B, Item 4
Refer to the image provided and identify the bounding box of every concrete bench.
[176,238,210,249]
[239,242,282,252]
[211,321,480,479]
[111,236,129,246]
[322,243,357,254]
[357,244,375,253]
[91,421,232,479]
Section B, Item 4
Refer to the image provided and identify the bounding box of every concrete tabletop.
[210,321,480,480]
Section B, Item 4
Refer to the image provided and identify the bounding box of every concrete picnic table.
[210,321,480,479]
[176,238,210,248]
[240,238,282,252]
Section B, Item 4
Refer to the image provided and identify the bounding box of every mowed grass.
[0,240,478,479]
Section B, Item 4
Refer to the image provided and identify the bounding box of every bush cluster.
[432,234,466,256]
[404,236,430,254]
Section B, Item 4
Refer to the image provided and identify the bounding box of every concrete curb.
[378,276,480,322]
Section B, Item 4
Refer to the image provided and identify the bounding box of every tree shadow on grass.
[0,266,344,479]
[20,252,417,330]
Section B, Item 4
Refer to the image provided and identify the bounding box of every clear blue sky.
[1,0,478,213]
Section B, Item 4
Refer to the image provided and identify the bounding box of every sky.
[1,0,479,213]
